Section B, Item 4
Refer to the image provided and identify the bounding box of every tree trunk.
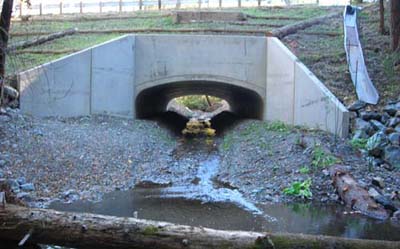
[380,0,385,35]
[0,204,399,249]
[0,0,14,105]
[329,165,390,220]
[390,0,400,50]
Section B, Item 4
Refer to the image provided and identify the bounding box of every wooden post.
[139,0,143,10]
[19,0,22,17]
[258,0,261,7]
[80,1,83,14]
[158,0,161,10]
[100,1,102,13]
[39,3,43,15]
[219,0,222,8]
[238,0,241,7]
[59,1,63,15]
[119,0,122,12]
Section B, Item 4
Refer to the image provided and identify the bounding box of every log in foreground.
[0,204,399,249]
[330,165,390,220]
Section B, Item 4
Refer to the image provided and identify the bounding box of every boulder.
[388,117,400,127]
[371,176,385,189]
[360,111,381,121]
[20,183,35,191]
[366,132,389,157]
[389,133,400,146]
[354,118,374,135]
[370,120,386,131]
[347,100,366,111]
[383,146,400,168]
[383,102,400,116]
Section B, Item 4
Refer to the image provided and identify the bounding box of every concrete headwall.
[18,34,349,137]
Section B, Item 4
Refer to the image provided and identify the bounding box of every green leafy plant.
[299,166,310,174]
[350,138,368,150]
[265,121,290,133]
[283,179,312,199]
[311,145,340,168]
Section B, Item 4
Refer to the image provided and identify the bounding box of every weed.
[283,179,312,199]
[311,145,340,168]
[299,166,310,174]
[264,121,290,133]
[350,138,368,150]
[222,133,234,151]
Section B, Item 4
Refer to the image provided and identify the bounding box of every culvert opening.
[135,81,264,136]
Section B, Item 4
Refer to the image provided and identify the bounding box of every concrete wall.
[265,38,349,137]
[18,34,349,137]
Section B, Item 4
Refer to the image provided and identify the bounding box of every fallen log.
[12,49,79,55]
[7,28,78,52]
[270,12,341,39]
[0,204,399,249]
[246,14,305,20]
[330,165,390,220]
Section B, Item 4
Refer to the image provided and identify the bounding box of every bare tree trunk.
[0,0,14,105]
[390,0,400,50]
[379,0,385,35]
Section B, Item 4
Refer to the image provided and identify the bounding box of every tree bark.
[270,12,341,39]
[0,0,14,105]
[379,0,385,35]
[390,0,400,50]
[0,204,399,249]
[330,165,390,220]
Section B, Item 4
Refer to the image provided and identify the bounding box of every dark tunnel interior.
[135,81,264,135]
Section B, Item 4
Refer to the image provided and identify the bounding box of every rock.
[374,195,398,212]
[382,163,395,171]
[393,210,400,220]
[16,176,26,185]
[383,146,400,168]
[20,183,35,191]
[368,187,381,199]
[0,160,6,168]
[7,179,20,193]
[389,133,400,146]
[0,115,11,122]
[354,118,374,135]
[16,192,32,202]
[347,100,366,111]
[366,132,389,157]
[372,176,385,189]
[388,117,400,127]
[383,102,400,116]
[381,113,391,125]
[360,111,381,121]
[370,120,386,131]
[352,129,369,140]
[3,85,19,99]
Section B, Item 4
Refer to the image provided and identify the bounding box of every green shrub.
[283,179,312,199]
[299,166,310,174]
[175,95,222,111]
[350,138,368,150]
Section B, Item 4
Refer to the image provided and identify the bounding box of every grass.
[350,138,368,150]
[6,5,334,74]
[311,144,340,169]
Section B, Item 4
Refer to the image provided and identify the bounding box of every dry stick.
[7,28,78,52]
[271,12,342,39]
[0,204,399,249]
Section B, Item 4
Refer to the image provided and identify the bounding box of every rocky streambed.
[0,107,400,237]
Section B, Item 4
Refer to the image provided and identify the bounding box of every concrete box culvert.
[18,34,349,137]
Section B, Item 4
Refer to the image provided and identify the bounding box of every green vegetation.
[311,144,340,168]
[142,226,159,235]
[299,166,310,174]
[283,179,312,199]
[175,95,222,111]
[264,121,290,133]
[350,138,368,150]
[222,133,235,151]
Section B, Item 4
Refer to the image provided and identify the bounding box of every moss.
[142,226,159,236]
